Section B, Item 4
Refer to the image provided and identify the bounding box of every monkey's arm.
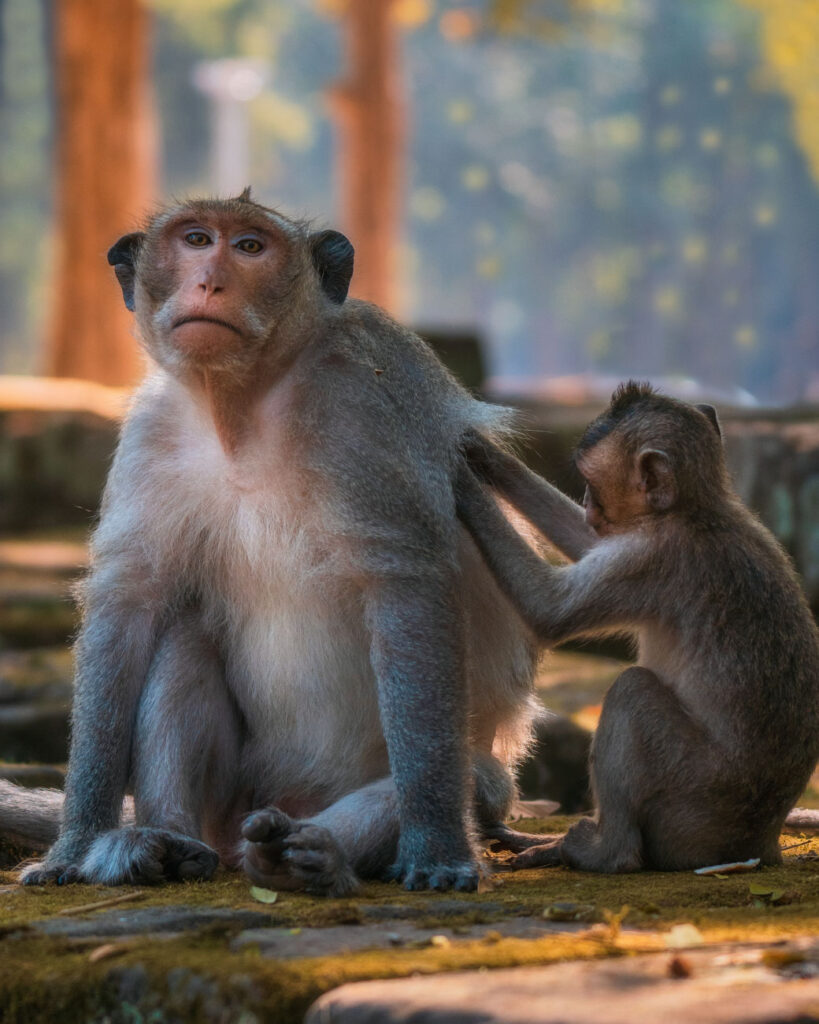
[456,462,650,645]
[23,562,162,882]
[461,430,597,562]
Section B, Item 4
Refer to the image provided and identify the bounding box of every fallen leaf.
[249,886,278,904]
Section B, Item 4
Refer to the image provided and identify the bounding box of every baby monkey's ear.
[107,232,146,312]
[310,230,354,304]
[637,448,676,512]
[696,403,722,440]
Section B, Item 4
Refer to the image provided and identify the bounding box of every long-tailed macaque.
[457,382,819,872]
[0,190,555,895]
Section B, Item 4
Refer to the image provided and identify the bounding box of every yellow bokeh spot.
[699,128,722,151]
[477,255,502,279]
[656,125,682,151]
[734,325,757,349]
[660,84,682,106]
[447,100,474,124]
[410,187,446,221]
[593,114,642,150]
[682,236,707,265]
[587,329,612,359]
[723,289,739,307]
[713,76,732,95]
[754,203,777,226]
[394,0,433,28]
[461,165,489,190]
[654,286,681,316]
[591,248,641,303]
[755,143,780,168]
[252,94,314,150]
[721,242,740,265]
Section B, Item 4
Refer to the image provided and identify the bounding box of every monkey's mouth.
[173,316,243,337]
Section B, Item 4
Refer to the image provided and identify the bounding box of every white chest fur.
[137,383,387,804]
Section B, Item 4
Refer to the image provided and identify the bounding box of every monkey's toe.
[241,807,296,846]
[20,862,76,886]
[510,839,564,870]
[398,860,480,892]
[283,825,358,896]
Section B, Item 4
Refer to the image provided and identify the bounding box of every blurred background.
[3,0,819,402]
[0,0,818,809]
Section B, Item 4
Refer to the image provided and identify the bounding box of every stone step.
[307,938,819,1023]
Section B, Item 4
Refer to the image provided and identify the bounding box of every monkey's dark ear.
[310,230,354,304]
[637,449,676,512]
[696,403,722,440]
[107,232,145,312]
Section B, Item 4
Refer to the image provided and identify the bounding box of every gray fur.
[5,196,538,892]
[458,385,819,872]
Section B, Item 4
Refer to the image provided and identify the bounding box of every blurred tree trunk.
[331,0,404,315]
[46,0,155,386]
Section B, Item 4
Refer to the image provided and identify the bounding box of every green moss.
[2,825,818,1023]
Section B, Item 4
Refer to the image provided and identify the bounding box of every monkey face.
[108,195,355,380]
[141,209,301,374]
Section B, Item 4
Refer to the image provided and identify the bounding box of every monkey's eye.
[236,237,264,255]
[184,231,211,248]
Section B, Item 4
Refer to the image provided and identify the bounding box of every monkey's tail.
[0,780,135,851]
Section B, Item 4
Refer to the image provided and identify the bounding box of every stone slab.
[233,916,583,961]
[29,904,274,939]
[307,940,819,1023]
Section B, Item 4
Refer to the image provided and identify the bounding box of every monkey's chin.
[172,321,243,365]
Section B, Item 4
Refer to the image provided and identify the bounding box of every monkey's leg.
[241,778,400,897]
[554,667,711,873]
[241,754,513,897]
[78,616,240,885]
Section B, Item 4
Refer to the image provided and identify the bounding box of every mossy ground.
[2,821,818,1024]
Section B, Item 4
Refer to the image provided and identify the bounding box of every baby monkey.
[458,382,819,872]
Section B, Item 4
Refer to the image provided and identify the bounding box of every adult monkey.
[4,190,572,894]
[458,383,819,872]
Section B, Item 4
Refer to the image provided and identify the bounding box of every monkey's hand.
[387,829,481,892]
[459,428,500,484]
[21,827,219,886]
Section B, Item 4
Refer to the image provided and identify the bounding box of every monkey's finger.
[282,826,333,850]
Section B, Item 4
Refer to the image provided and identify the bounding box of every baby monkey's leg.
[513,667,715,873]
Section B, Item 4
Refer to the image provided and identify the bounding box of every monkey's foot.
[241,807,358,897]
[483,822,566,855]
[387,845,481,892]
[509,838,564,870]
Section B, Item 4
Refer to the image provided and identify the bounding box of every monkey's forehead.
[147,199,302,237]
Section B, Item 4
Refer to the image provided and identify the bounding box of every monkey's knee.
[472,752,516,826]
[561,817,642,874]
